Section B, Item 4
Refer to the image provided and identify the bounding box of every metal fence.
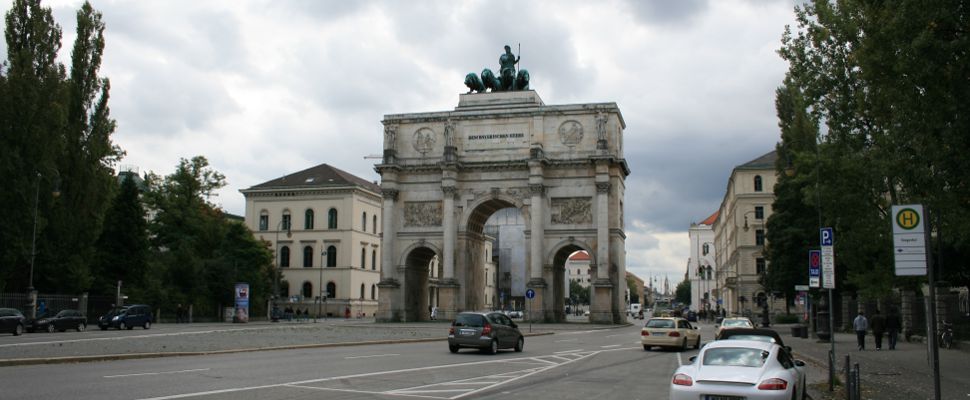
[0,292,116,322]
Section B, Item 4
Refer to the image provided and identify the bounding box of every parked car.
[27,309,87,333]
[714,316,755,339]
[448,311,524,354]
[670,339,807,400]
[686,310,698,322]
[0,308,26,336]
[98,304,153,330]
[504,310,523,319]
[641,317,701,351]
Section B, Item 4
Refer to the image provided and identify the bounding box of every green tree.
[569,279,589,305]
[92,173,148,296]
[625,275,640,304]
[674,279,691,305]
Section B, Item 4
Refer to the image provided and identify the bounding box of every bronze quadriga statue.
[465,45,530,93]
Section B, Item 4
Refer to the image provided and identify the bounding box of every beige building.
[712,151,777,317]
[240,163,382,318]
[566,251,592,289]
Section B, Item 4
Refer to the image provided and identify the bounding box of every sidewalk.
[773,324,970,400]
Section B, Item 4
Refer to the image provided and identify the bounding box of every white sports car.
[669,340,807,400]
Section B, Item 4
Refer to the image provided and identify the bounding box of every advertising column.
[234,283,250,323]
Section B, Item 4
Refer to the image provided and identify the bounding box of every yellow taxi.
[641,317,701,351]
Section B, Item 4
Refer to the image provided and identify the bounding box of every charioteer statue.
[465,45,530,93]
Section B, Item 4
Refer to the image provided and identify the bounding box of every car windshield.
[723,334,777,344]
[453,314,485,328]
[645,319,674,328]
[55,310,71,317]
[724,319,752,327]
[703,348,770,367]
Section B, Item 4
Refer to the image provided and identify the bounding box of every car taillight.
[482,323,492,336]
[757,378,788,390]
[668,331,681,337]
[641,330,650,336]
[671,373,693,386]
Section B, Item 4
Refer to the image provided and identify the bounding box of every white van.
[629,303,642,318]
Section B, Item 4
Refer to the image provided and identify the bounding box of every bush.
[774,314,800,324]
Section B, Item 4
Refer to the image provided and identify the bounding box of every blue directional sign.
[525,289,535,299]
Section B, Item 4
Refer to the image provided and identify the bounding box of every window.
[371,250,377,270]
[302,282,312,299]
[326,245,337,267]
[280,246,290,268]
[303,246,313,268]
[755,229,765,246]
[362,212,367,231]
[754,175,763,192]
[755,206,764,220]
[360,283,365,299]
[577,269,581,275]
[259,213,268,231]
[707,266,713,280]
[702,243,710,255]
[326,282,336,298]
[361,248,366,268]
[373,215,377,234]
[328,208,338,229]
[305,209,314,229]
[280,281,290,297]
[371,284,376,300]
[756,258,766,274]
[282,212,291,231]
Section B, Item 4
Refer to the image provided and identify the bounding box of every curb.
[0,331,556,367]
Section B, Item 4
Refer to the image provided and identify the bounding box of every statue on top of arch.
[464,45,530,94]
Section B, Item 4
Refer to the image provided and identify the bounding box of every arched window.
[360,283,365,299]
[302,282,312,299]
[326,282,336,298]
[280,246,290,268]
[305,209,314,230]
[326,245,337,267]
[361,248,367,268]
[754,175,763,192]
[371,284,376,300]
[280,281,290,297]
[373,215,377,234]
[328,208,338,229]
[362,212,367,231]
[371,250,377,270]
[702,243,710,255]
[303,246,313,268]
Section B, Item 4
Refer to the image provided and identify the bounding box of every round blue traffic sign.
[525,289,535,299]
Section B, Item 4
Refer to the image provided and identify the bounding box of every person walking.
[853,311,869,350]
[886,309,901,350]
[871,309,886,350]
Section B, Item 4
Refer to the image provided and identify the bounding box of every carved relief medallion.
[558,120,583,145]
[404,201,442,227]
[413,128,436,154]
[550,197,593,225]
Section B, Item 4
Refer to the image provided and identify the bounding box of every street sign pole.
[820,228,836,392]
[526,288,535,333]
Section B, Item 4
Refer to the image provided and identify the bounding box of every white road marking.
[600,344,621,348]
[605,333,630,338]
[344,353,399,359]
[554,338,578,342]
[557,330,599,335]
[104,368,210,378]
[677,353,683,366]
[553,349,584,354]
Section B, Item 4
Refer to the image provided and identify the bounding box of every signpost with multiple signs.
[892,205,928,276]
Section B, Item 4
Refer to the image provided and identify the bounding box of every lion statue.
[515,69,530,90]
[481,68,501,92]
[464,73,485,93]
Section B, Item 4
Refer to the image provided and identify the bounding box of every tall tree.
[0,0,65,292]
[92,173,149,296]
[674,279,691,306]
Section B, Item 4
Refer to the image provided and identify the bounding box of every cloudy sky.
[2,0,800,287]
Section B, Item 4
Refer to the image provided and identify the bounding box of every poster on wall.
[234,283,250,323]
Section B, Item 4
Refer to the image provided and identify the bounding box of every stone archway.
[376,90,629,324]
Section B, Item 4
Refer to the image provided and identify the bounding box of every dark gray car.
[448,311,524,354]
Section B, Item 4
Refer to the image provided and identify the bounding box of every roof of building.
[735,150,777,170]
[568,251,590,261]
[247,163,380,193]
[700,211,719,225]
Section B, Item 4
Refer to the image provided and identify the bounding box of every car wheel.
[488,339,498,355]
[14,324,23,336]
[643,344,651,351]
[694,337,701,349]
[144,321,152,330]
[119,322,127,330]
[680,338,688,351]
[47,324,55,333]
[99,326,107,331]
[514,336,524,352]
[449,344,459,353]
[77,323,86,332]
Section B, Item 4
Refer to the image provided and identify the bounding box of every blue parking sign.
[820,228,834,246]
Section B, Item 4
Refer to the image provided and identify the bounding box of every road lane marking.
[605,333,629,338]
[553,349,584,354]
[344,353,399,359]
[677,353,683,366]
[554,339,578,342]
[104,368,210,378]
[557,330,599,335]
[600,344,621,348]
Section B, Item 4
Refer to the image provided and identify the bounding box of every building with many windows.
[712,151,777,317]
[241,163,382,318]
[689,212,718,314]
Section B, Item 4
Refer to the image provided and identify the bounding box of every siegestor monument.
[376,46,629,323]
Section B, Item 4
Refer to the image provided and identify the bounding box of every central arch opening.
[404,246,436,321]
[459,199,526,314]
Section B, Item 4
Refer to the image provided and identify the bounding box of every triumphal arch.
[375,86,629,324]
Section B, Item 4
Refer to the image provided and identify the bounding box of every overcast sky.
[2,0,800,287]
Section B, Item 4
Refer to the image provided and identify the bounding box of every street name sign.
[808,250,821,288]
[820,228,835,289]
[892,204,927,276]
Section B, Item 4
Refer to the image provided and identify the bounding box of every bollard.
[844,354,851,398]
[852,363,861,400]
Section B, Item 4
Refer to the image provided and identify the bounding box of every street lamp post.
[27,172,59,319]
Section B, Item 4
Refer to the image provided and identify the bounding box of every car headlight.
[112,316,119,321]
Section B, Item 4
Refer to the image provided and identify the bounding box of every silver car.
[448,311,524,354]
[669,340,807,400]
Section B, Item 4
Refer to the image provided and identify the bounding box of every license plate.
[652,332,665,336]
[704,396,743,400]
[460,329,476,336]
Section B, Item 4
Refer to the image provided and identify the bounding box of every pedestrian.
[431,306,438,320]
[176,304,184,323]
[853,311,868,350]
[871,309,886,350]
[345,306,351,319]
[886,309,901,350]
